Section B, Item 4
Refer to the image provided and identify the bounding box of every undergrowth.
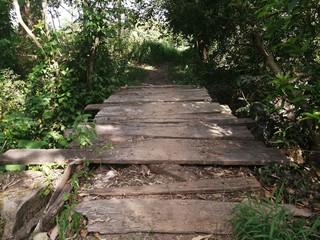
[230,190,320,240]
[56,160,92,239]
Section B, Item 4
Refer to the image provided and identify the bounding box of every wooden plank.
[0,139,288,166]
[75,199,236,234]
[84,176,261,196]
[104,86,212,104]
[95,122,255,140]
[93,102,240,123]
[120,85,198,89]
[111,86,210,94]
[104,94,212,104]
[95,102,230,115]
[0,149,84,165]
[90,138,287,165]
[95,114,238,123]
[95,116,254,125]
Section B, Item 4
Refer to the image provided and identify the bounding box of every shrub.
[0,69,29,119]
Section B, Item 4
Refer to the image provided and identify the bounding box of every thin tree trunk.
[12,0,43,50]
[252,31,283,75]
[87,36,100,91]
[42,0,49,32]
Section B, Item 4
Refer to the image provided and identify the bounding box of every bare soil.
[140,63,173,85]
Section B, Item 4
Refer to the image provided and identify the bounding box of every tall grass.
[130,40,189,65]
[230,193,320,240]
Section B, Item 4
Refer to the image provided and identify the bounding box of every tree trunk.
[12,0,43,50]
[87,37,100,91]
[251,31,320,153]
[252,31,283,75]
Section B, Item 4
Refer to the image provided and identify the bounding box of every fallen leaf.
[141,164,150,177]
[33,232,49,240]
[49,225,59,240]
[80,228,89,238]
[93,232,102,239]
[196,194,207,200]
[192,234,212,240]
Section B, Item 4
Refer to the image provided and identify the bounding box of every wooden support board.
[93,102,237,123]
[94,102,231,115]
[104,86,212,104]
[84,176,261,196]
[95,122,255,140]
[75,199,311,235]
[75,199,236,234]
[0,139,288,165]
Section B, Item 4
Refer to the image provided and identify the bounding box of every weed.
[253,164,320,209]
[147,228,155,235]
[68,114,97,149]
[29,164,65,197]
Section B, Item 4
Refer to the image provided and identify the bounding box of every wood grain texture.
[75,199,236,234]
[0,139,288,165]
[84,176,261,196]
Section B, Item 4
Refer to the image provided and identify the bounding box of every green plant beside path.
[230,194,320,240]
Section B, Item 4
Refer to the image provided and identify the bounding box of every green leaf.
[288,0,299,12]
[18,140,48,149]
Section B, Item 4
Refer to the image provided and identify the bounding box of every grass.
[230,193,320,240]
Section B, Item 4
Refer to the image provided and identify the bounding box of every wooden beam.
[0,139,288,166]
[75,199,236,234]
[84,176,261,196]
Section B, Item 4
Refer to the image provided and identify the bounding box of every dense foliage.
[162,0,320,156]
[0,0,137,151]
[0,1,319,239]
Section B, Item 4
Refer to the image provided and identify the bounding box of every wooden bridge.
[1,85,290,239]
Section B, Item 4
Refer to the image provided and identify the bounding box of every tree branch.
[12,0,43,50]
[252,31,283,75]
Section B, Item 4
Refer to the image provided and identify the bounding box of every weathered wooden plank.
[94,102,230,115]
[84,176,261,196]
[90,138,287,165]
[95,122,255,140]
[95,116,254,126]
[92,101,240,123]
[111,87,210,94]
[75,199,236,234]
[0,149,84,165]
[104,94,212,104]
[75,199,311,235]
[121,85,197,89]
[104,86,212,104]
[0,139,288,165]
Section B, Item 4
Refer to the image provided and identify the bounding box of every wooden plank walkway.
[0,85,289,238]
[74,85,288,236]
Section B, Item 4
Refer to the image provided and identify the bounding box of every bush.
[130,40,184,65]
[0,69,29,119]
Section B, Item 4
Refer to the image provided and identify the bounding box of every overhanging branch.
[12,0,43,50]
[252,31,283,75]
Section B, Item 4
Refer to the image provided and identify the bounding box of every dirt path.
[140,63,173,85]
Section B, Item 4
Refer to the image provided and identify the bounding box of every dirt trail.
[141,63,173,85]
